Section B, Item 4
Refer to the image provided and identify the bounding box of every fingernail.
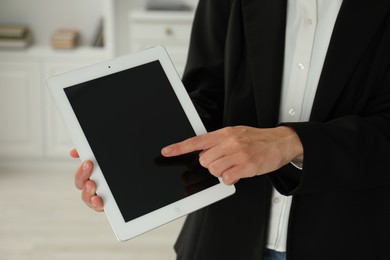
[82,162,90,171]
[162,147,171,155]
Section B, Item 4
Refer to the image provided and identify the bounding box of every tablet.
[46,46,235,241]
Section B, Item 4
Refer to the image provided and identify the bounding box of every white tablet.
[46,46,235,242]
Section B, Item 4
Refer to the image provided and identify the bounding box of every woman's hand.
[162,126,303,185]
[70,149,104,212]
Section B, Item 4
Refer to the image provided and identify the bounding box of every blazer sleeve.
[181,0,232,131]
[270,66,390,195]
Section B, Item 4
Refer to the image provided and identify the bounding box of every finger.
[82,180,97,208]
[220,167,241,186]
[162,132,221,157]
[91,196,104,212]
[207,155,236,178]
[198,142,230,168]
[70,148,79,158]
[75,161,93,190]
[220,159,260,185]
[161,136,206,157]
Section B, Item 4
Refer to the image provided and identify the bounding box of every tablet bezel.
[46,46,235,241]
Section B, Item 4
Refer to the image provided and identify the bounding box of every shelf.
[0,0,114,57]
[0,46,112,59]
[130,10,195,22]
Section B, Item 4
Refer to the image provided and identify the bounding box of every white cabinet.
[0,0,115,165]
[0,60,42,158]
[0,51,111,164]
[129,10,195,76]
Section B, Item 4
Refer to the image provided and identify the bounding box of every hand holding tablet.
[71,149,104,212]
[47,46,235,241]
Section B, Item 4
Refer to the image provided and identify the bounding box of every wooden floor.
[0,165,184,260]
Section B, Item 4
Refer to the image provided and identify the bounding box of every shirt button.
[298,62,306,70]
[305,18,313,25]
[273,197,280,204]
[288,108,296,116]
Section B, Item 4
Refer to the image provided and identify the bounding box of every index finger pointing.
[161,133,215,157]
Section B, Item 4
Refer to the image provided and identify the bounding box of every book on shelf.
[0,24,28,38]
[90,18,104,47]
[51,29,78,49]
[145,0,192,11]
[0,24,31,49]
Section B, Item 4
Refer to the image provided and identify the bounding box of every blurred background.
[0,0,198,259]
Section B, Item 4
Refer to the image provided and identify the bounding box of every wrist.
[277,126,304,164]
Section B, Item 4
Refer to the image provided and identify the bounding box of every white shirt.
[266,0,343,252]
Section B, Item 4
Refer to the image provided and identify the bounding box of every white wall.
[0,0,104,46]
[113,0,141,55]
[113,0,198,55]
[0,0,198,54]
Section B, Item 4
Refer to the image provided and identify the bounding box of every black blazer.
[175,0,390,259]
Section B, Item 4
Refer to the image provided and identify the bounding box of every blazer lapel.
[241,0,287,127]
[311,0,390,121]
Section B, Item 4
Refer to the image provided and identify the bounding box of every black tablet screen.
[64,61,219,222]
